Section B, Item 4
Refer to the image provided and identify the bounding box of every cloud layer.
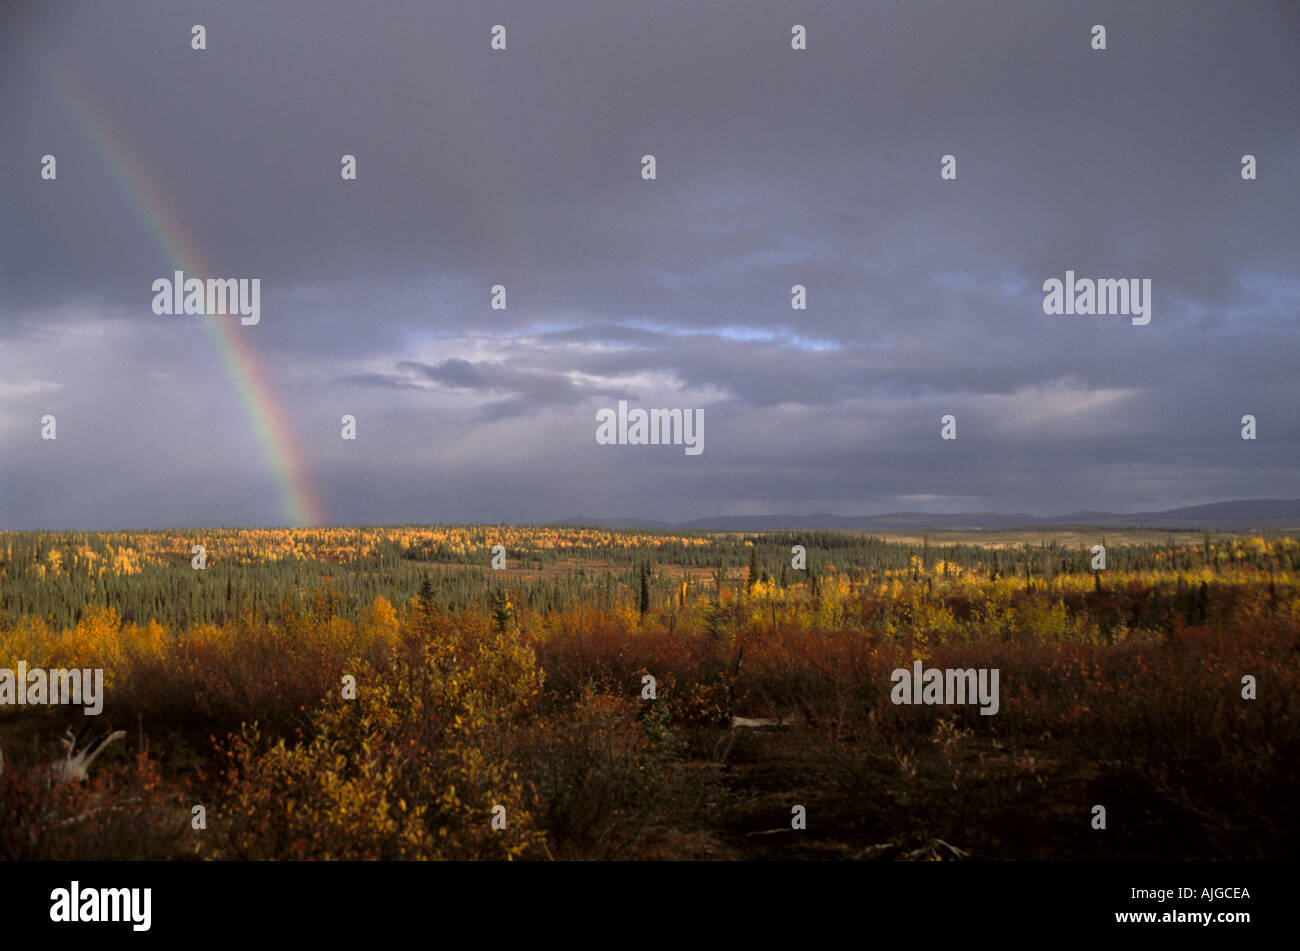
[2,1,1297,528]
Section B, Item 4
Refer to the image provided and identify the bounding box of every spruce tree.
[491,589,513,634]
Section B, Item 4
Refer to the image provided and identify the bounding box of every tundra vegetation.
[0,526,1295,860]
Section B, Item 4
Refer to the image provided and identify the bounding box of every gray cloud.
[1,0,1297,527]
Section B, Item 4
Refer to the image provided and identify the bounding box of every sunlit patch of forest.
[1,527,1296,860]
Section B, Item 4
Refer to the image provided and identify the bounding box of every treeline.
[1,527,1295,630]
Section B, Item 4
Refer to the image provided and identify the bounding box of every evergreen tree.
[491,589,513,635]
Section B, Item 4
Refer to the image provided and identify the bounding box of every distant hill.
[556,498,1300,532]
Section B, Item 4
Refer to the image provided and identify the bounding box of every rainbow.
[38,58,325,527]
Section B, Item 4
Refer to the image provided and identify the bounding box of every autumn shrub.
[0,615,59,674]
[119,613,352,740]
[1048,611,1300,856]
[535,621,730,725]
[200,608,545,860]
[512,686,685,858]
[0,741,188,861]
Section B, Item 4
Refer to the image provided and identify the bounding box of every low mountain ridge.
[556,498,1300,532]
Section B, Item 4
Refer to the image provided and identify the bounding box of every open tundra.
[1,526,1296,860]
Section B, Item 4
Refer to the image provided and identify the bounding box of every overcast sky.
[2,0,1297,529]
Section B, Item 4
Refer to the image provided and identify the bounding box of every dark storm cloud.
[1,0,1297,527]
